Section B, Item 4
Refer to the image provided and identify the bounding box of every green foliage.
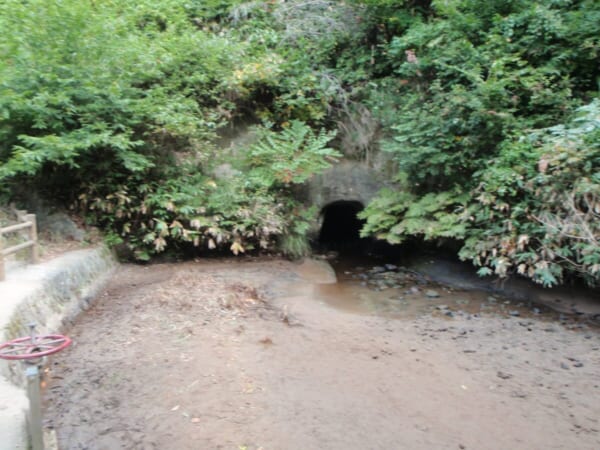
[460,100,600,286]
[359,187,469,244]
[0,0,340,259]
[0,0,598,285]
[247,121,339,187]
[357,0,600,285]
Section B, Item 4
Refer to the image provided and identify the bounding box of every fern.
[246,120,340,187]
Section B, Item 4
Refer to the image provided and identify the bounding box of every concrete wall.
[0,247,117,450]
[307,160,385,211]
[302,160,387,237]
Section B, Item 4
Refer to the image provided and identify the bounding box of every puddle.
[275,256,599,326]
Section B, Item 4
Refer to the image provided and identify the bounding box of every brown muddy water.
[275,255,600,328]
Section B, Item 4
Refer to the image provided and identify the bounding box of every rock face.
[306,160,385,211]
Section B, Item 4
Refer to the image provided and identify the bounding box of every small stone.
[497,371,512,380]
[384,264,398,271]
[425,290,440,298]
[508,310,520,317]
[436,305,449,310]
[560,362,570,370]
[573,362,584,368]
[445,311,454,317]
[487,296,497,303]
[408,286,420,295]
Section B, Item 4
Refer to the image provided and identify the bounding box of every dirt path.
[44,258,600,449]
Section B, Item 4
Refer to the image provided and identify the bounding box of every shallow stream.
[273,254,600,328]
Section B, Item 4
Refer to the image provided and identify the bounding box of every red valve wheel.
[0,334,72,360]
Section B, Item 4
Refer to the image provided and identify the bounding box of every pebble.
[508,310,520,317]
[425,290,440,298]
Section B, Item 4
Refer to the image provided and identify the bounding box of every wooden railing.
[0,209,39,281]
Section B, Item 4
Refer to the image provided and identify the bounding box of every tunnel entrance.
[318,200,366,251]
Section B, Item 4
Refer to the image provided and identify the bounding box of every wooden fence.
[0,209,38,281]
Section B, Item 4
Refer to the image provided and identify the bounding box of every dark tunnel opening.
[318,200,366,251]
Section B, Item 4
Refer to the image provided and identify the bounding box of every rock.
[41,212,85,241]
[384,264,398,271]
[445,311,454,317]
[573,362,584,368]
[497,371,512,380]
[511,391,527,399]
[560,362,570,370]
[408,286,420,295]
[508,310,520,317]
[425,290,440,298]
[371,266,386,273]
[487,296,497,303]
[436,305,449,310]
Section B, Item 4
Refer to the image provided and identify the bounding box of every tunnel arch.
[318,200,366,249]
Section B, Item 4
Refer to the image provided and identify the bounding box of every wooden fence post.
[25,214,39,264]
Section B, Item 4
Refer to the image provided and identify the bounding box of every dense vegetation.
[0,0,598,286]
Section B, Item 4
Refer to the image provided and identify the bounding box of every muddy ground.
[44,258,600,449]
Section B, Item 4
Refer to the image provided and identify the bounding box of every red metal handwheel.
[0,334,72,360]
